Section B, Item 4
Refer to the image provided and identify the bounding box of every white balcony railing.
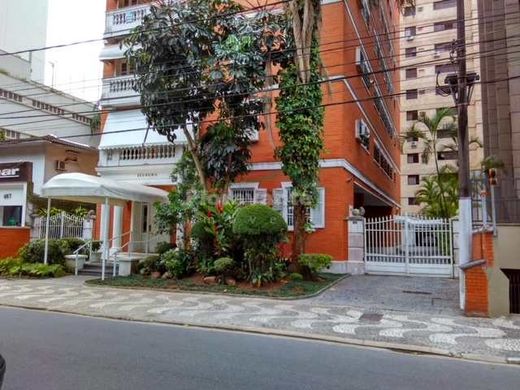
[101,75,139,107]
[101,145,177,167]
[104,1,177,38]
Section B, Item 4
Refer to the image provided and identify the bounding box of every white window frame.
[277,182,325,231]
[229,183,267,205]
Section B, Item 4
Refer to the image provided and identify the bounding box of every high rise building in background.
[0,0,49,83]
[477,0,520,223]
[399,0,483,214]
[98,0,402,274]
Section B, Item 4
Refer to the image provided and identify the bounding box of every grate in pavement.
[359,313,383,322]
[402,290,432,295]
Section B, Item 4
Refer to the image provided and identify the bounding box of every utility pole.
[443,0,479,310]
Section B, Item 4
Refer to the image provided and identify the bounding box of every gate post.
[404,216,410,275]
[59,211,65,239]
[347,215,366,275]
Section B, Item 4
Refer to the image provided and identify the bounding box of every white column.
[99,203,108,247]
[102,198,110,281]
[112,205,123,250]
[43,198,51,265]
[458,197,472,310]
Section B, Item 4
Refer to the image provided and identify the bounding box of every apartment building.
[400,0,483,213]
[477,0,520,223]
[98,0,401,273]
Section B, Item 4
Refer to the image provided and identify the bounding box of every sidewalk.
[1,276,519,363]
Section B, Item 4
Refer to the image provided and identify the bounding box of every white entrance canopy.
[41,173,168,206]
[40,173,168,279]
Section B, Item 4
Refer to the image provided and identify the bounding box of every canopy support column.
[102,197,110,281]
[43,198,51,265]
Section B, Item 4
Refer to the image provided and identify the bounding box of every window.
[407,110,418,121]
[230,187,255,205]
[406,89,418,100]
[434,20,456,32]
[406,68,418,79]
[433,0,456,10]
[408,197,418,206]
[273,186,325,230]
[404,6,416,17]
[437,151,458,160]
[435,63,458,74]
[408,175,420,185]
[405,47,417,58]
[407,153,419,163]
[405,26,416,38]
[1,206,22,227]
[360,0,370,24]
[434,42,452,53]
[374,144,395,180]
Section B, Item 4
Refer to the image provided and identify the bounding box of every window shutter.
[310,188,325,228]
[273,189,284,214]
[254,188,267,204]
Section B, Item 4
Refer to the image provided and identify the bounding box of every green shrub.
[18,239,67,265]
[137,255,162,275]
[162,249,194,279]
[289,272,303,281]
[61,238,86,254]
[0,258,65,278]
[91,240,102,252]
[233,204,287,237]
[299,254,332,274]
[197,257,215,276]
[155,241,176,255]
[233,205,287,286]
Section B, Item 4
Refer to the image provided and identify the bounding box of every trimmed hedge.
[18,239,69,265]
[233,204,287,237]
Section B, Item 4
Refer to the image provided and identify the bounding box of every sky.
[44,0,106,103]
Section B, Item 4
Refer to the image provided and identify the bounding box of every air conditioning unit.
[355,47,364,71]
[355,119,370,141]
[249,129,259,142]
[406,35,415,41]
[410,141,418,148]
[419,111,426,118]
[55,160,66,172]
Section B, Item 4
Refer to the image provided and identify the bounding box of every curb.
[0,302,516,366]
[83,274,350,301]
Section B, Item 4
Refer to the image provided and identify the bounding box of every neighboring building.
[477,0,520,223]
[399,0,483,213]
[0,0,49,83]
[98,0,401,273]
[0,18,100,257]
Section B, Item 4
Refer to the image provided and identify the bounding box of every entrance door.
[132,202,169,253]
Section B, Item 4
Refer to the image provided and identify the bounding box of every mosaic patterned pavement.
[1,277,519,361]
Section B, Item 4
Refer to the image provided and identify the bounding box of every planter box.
[65,254,87,271]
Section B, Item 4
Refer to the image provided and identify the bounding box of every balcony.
[105,4,149,38]
[104,1,177,39]
[102,144,177,167]
[101,75,140,107]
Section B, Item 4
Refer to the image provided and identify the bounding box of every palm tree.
[402,108,482,217]
[415,166,459,218]
[402,107,458,217]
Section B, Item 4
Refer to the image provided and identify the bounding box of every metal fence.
[33,212,92,240]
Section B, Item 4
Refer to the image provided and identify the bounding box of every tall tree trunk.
[182,125,208,192]
[292,203,307,261]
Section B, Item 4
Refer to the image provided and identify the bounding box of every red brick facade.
[0,228,30,258]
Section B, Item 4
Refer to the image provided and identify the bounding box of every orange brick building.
[98,0,401,273]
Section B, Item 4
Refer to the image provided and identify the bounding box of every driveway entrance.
[308,275,460,315]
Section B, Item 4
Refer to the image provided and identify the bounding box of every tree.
[125,0,286,196]
[402,107,480,217]
[276,1,324,265]
[415,166,459,218]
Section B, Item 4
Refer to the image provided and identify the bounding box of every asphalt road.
[0,307,519,390]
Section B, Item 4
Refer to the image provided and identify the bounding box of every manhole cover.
[360,313,383,322]
[402,290,432,295]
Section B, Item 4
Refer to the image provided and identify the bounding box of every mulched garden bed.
[86,273,344,299]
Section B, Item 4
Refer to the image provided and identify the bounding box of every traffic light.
[488,168,498,186]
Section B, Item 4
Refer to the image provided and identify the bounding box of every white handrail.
[73,239,93,276]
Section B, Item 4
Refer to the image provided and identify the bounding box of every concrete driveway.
[308,275,461,316]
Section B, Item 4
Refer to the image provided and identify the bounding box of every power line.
[0,39,510,123]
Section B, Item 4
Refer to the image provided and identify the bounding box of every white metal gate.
[33,212,92,240]
[364,215,454,276]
